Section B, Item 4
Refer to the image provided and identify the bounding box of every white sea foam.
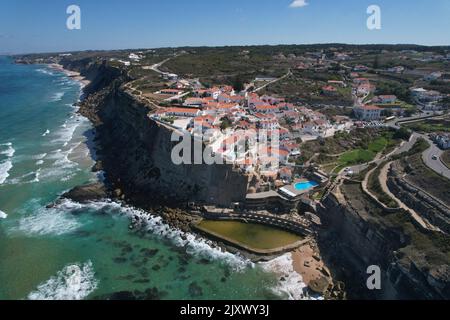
[50,92,65,102]
[32,168,41,183]
[42,130,50,137]
[12,201,82,236]
[0,160,13,184]
[0,143,15,158]
[27,261,98,300]
[51,118,81,145]
[260,253,318,301]
[32,153,47,160]
[0,210,7,219]
[57,200,253,271]
[35,160,44,166]
[36,68,55,76]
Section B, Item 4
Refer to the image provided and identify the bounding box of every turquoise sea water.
[0,56,306,300]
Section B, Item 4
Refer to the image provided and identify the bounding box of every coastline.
[43,61,330,300]
[48,63,91,88]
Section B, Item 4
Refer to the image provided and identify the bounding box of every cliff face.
[69,60,248,207]
[318,187,449,300]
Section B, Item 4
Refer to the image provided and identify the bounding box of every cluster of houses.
[431,132,450,150]
[150,86,353,183]
[411,87,446,111]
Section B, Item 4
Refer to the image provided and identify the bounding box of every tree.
[373,55,380,69]
[220,116,232,131]
[394,127,411,141]
[233,75,244,92]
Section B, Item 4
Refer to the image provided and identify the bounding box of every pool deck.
[279,179,320,199]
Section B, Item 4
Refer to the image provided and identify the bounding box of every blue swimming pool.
[294,180,319,191]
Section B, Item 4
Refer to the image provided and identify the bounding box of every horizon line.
[5,42,450,56]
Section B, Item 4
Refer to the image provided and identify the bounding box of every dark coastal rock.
[140,248,159,258]
[62,182,107,203]
[152,264,161,271]
[92,160,104,172]
[113,257,128,264]
[188,282,203,297]
[101,291,137,300]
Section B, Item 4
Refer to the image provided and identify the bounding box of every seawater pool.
[196,220,303,251]
[294,181,319,191]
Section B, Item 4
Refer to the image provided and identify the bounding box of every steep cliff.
[317,182,450,299]
[66,60,248,207]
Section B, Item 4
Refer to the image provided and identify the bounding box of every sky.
[1,0,450,54]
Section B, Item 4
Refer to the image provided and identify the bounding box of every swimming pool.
[294,180,319,191]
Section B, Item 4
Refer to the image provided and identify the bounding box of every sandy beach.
[48,63,91,88]
[291,244,332,295]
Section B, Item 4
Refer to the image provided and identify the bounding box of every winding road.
[252,69,292,93]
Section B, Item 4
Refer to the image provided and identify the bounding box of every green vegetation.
[337,136,388,167]
[375,80,414,104]
[262,70,353,106]
[161,116,175,124]
[404,118,450,133]
[367,162,399,208]
[232,75,245,92]
[220,116,233,130]
[341,182,450,274]
[163,47,291,85]
[400,151,450,207]
[393,127,412,140]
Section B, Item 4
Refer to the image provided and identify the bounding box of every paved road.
[252,69,292,93]
[422,136,450,179]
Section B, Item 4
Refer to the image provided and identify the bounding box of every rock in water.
[62,183,107,203]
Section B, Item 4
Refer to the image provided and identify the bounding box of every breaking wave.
[0,210,7,219]
[55,199,253,271]
[50,92,65,102]
[0,143,15,158]
[0,160,13,185]
[27,261,98,300]
[260,253,320,301]
[11,199,82,236]
[36,68,55,76]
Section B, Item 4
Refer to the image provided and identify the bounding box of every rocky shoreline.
[40,60,339,299]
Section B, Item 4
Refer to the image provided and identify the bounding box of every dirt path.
[378,162,441,232]
[252,69,292,93]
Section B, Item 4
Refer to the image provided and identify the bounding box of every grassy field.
[337,136,388,166]
[367,162,399,208]
[401,153,450,207]
[262,69,353,106]
[404,118,450,133]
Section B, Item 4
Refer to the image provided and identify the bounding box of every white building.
[424,72,442,82]
[433,133,450,150]
[354,105,382,121]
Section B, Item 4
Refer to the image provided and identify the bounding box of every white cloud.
[289,0,309,8]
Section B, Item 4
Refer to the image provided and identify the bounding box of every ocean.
[0,56,307,300]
